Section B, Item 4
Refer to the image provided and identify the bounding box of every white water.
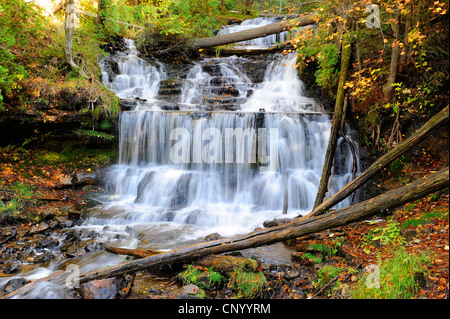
[180,56,252,109]
[243,54,320,112]
[100,38,167,104]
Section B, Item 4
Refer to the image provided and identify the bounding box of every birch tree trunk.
[65,0,86,77]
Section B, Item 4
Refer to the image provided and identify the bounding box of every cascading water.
[1,18,360,298]
[243,54,321,112]
[100,38,167,105]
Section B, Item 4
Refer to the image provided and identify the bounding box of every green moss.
[177,265,227,290]
[229,269,267,299]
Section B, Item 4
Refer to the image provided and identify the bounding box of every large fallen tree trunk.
[3,167,447,298]
[192,17,316,49]
[76,167,449,285]
[302,105,449,220]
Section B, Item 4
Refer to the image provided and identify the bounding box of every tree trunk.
[191,17,316,49]
[65,0,86,77]
[105,246,162,258]
[398,15,411,74]
[383,13,401,102]
[303,105,449,220]
[96,0,104,26]
[73,168,448,285]
[314,35,352,208]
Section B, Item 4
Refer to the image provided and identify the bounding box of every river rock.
[78,278,118,299]
[2,261,21,274]
[1,278,28,294]
[29,222,50,235]
[174,284,203,299]
[76,172,99,187]
[205,232,221,241]
[55,174,75,189]
[64,246,86,258]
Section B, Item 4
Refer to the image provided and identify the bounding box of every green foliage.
[387,154,410,177]
[363,219,405,253]
[171,0,220,37]
[301,252,323,264]
[178,265,227,289]
[0,0,46,110]
[314,43,340,94]
[76,129,115,142]
[97,0,134,39]
[351,248,430,299]
[0,182,38,225]
[301,241,343,264]
[296,29,340,98]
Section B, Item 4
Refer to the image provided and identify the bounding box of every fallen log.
[70,167,447,285]
[303,105,449,220]
[192,17,316,49]
[105,246,162,258]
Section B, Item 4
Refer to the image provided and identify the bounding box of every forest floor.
[0,126,448,299]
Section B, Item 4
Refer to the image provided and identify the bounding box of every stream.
[0,17,360,298]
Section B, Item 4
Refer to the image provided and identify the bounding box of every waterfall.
[92,36,359,245]
[100,38,167,104]
[180,56,252,110]
[243,53,321,112]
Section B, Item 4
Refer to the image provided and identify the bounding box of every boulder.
[2,261,21,274]
[1,278,28,294]
[78,278,118,299]
[174,284,203,299]
[29,222,50,235]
